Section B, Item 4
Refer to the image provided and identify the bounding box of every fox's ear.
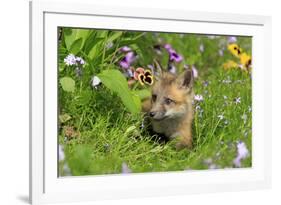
[177,69,194,89]
[152,59,163,80]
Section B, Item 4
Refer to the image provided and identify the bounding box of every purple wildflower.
[233,141,249,167]
[169,49,183,62]
[119,51,136,69]
[120,46,131,52]
[64,54,85,66]
[227,36,237,43]
[164,44,172,50]
[194,94,203,102]
[75,56,85,65]
[64,54,77,66]
[164,44,183,63]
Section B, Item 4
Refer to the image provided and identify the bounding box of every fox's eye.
[152,94,157,102]
[164,97,174,105]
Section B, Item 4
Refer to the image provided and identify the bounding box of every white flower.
[106,41,113,49]
[192,65,198,78]
[58,145,65,161]
[168,64,177,74]
[207,35,216,39]
[91,76,101,89]
[199,44,204,52]
[218,49,224,56]
[233,141,249,167]
[194,94,203,102]
[63,163,72,176]
[64,54,77,66]
[218,114,224,120]
[234,97,241,104]
[241,114,247,123]
[222,79,232,84]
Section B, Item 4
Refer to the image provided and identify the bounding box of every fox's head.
[149,69,194,121]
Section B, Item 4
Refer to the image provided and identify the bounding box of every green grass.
[58,28,252,176]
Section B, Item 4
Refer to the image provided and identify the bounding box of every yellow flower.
[239,53,251,68]
[228,43,242,58]
[136,69,154,86]
[223,60,239,70]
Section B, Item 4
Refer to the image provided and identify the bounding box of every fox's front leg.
[175,127,193,150]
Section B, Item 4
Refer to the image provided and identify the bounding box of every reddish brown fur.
[142,71,194,149]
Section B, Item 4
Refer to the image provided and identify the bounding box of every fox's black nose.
[149,112,156,117]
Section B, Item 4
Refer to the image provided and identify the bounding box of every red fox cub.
[142,64,194,149]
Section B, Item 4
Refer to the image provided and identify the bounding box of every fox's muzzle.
[149,110,166,121]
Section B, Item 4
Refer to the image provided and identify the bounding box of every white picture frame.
[29,0,272,204]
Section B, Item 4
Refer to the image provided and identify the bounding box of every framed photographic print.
[29,0,272,204]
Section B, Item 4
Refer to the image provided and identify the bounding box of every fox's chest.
[151,119,180,139]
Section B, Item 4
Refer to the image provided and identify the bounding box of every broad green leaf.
[63,28,90,52]
[132,89,151,100]
[60,77,75,92]
[97,69,141,114]
[70,38,83,55]
[88,43,101,60]
[131,93,141,112]
[63,28,78,51]
[75,29,90,46]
